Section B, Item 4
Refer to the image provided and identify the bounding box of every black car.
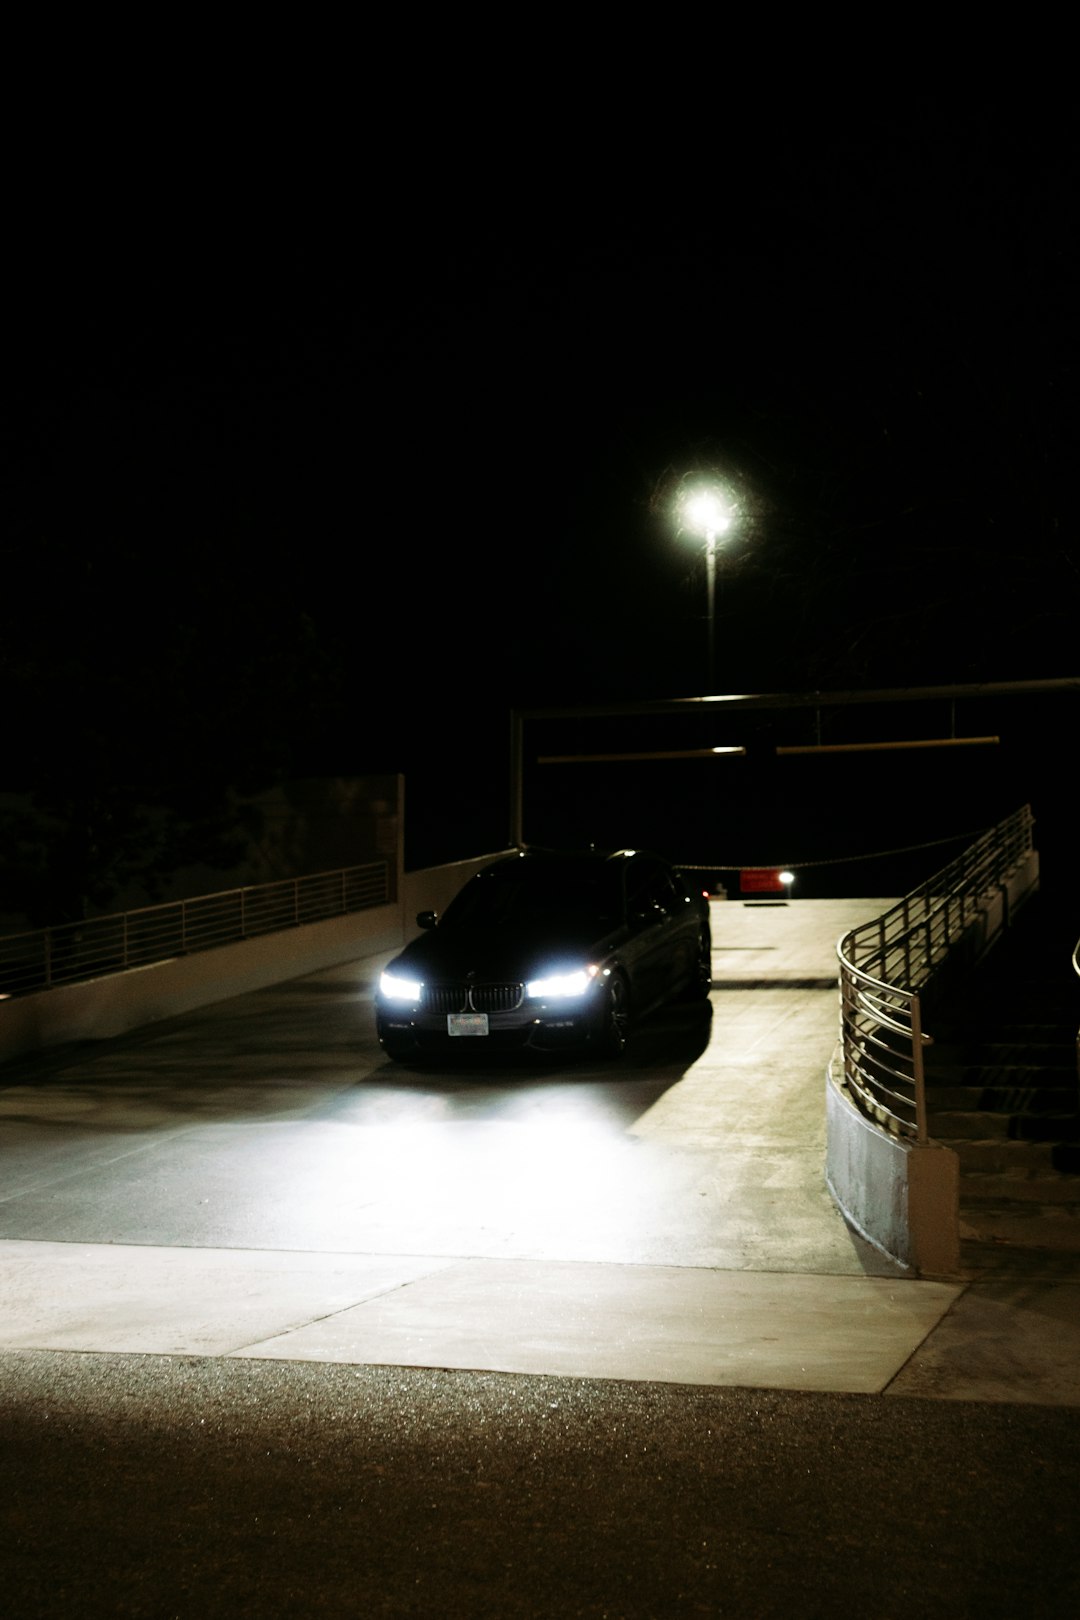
[375,847,712,1061]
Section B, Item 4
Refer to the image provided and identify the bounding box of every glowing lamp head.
[679,485,736,541]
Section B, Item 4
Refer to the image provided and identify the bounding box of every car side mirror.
[416,910,438,930]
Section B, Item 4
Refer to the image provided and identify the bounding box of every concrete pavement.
[2,897,1079,1405]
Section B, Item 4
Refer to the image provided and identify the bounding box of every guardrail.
[836,804,1036,1144]
[0,862,391,998]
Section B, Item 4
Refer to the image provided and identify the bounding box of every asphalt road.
[5,1351,1080,1619]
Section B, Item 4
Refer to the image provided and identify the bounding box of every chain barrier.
[675,827,985,874]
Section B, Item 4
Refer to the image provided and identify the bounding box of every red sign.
[740,869,785,894]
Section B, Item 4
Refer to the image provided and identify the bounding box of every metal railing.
[0,862,391,999]
[836,804,1036,1143]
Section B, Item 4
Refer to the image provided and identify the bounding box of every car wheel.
[598,974,630,1057]
[679,933,713,1002]
[381,1042,415,1064]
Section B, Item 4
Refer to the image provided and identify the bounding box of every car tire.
[381,1043,415,1064]
[598,974,630,1057]
[679,933,713,1003]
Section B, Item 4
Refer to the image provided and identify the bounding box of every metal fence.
[836,804,1036,1143]
[0,862,391,999]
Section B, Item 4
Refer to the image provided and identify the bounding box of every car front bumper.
[375,996,608,1057]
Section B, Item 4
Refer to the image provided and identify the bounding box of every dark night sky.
[4,89,1075,874]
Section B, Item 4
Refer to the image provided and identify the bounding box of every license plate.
[448,1013,489,1038]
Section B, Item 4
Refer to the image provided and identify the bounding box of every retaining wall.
[0,854,501,1062]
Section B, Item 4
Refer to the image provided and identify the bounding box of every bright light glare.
[679,486,735,539]
[525,966,596,999]
[779,871,795,887]
[379,970,423,1001]
[334,1118,646,1241]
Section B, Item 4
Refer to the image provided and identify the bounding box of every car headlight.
[525,966,597,999]
[379,970,422,1002]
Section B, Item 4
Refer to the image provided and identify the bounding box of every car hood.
[389,919,623,982]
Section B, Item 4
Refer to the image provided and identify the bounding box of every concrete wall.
[0,853,503,1063]
[825,1063,960,1276]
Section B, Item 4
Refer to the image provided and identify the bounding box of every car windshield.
[441,862,621,931]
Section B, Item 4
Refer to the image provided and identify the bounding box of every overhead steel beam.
[508,676,1080,849]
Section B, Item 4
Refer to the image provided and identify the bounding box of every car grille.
[421,982,525,1015]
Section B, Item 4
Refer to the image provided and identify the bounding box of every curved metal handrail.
[836,804,1035,1143]
[839,958,934,1142]
[1073,935,1080,1088]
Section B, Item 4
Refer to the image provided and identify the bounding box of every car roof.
[483,847,667,873]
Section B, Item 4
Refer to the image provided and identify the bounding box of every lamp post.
[675,483,737,692]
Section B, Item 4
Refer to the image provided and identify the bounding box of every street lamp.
[675,482,738,691]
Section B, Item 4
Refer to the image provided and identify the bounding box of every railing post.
[911,991,928,1145]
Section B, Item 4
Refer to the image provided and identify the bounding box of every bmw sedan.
[375,847,712,1062]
